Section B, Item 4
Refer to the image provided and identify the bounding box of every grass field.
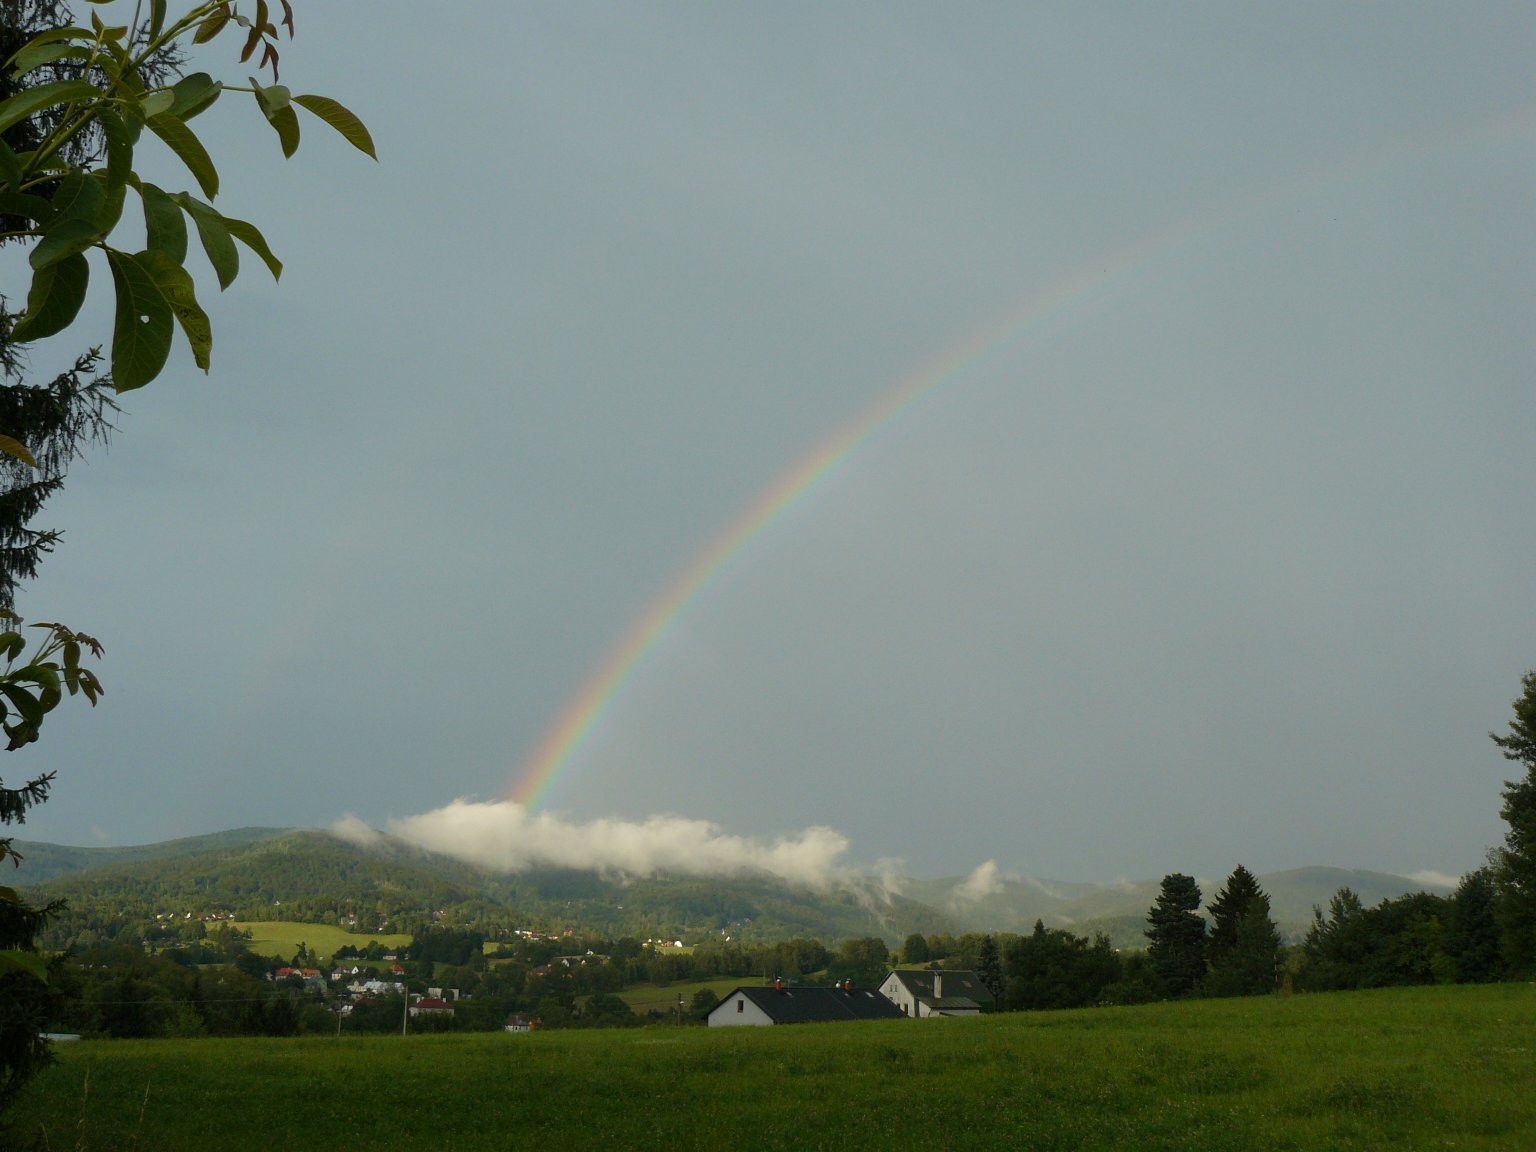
[228,921,413,963]
[617,976,749,1016]
[9,984,1534,1151]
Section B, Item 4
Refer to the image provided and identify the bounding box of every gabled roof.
[883,969,995,1007]
[720,985,905,1024]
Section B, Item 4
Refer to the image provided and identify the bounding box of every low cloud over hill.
[333,800,864,891]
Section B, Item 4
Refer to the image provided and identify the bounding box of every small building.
[409,997,455,1019]
[503,1013,538,1033]
[707,981,905,1027]
[878,969,994,1017]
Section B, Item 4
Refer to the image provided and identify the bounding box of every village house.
[707,980,905,1027]
[877,968,995,1017]
[409,996,455,1019]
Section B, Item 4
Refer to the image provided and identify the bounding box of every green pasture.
[228,921,412,964]
[10,984,1535,1151]
[617,976,749,1016]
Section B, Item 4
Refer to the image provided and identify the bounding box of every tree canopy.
[1493,670,1536,974]
[1145,873,1205,998]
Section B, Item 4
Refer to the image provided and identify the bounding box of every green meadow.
[617,976,747,1016]
[10,984,1534,1151]
[229,921,413,964]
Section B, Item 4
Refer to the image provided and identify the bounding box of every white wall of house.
[707,993,775,1027]
[878,972,917,1017]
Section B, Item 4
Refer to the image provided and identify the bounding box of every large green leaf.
[294,94,377,159]
[2,25,90,56]
[11,252,89,342]
[95,174,126,235]
[174,194,239,288]
[169,72,223,121]
[0,79,99,136]
[0,138,21,192]
[252,80,300,158]
[140,182,187,263]
[46,169,104,224]
[98,108,133,192]
[139,89,175,119]
[28,217,100,270]
[7,42,91,78]
[223,216,282,280]
[0,683,43,728]
[138,249,212,372]
[193,8,231,44]
[0,191,55,224]
[106,248,174,391]
[146,113,219,199]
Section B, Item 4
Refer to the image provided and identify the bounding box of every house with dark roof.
[878,969,995,1017]
[409,996,455,1018]
[706,981,906,1027]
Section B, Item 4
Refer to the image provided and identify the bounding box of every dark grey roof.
[884,969,995,1006]
[719,985,905,1024]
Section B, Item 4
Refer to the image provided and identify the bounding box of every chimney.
[774,976,783,991]
[842,979,852,993]
[933,971,943,999]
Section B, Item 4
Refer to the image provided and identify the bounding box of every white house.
[878,969,994,1017]
[707,981,905,1027]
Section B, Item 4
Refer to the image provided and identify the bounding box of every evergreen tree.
[1145,873,1206,997]
[1204,865,1282,996]
[1492,670,1536,974]
[976,933,1004,1005]
[1441,866,1502,984]
[0,772,63,1110]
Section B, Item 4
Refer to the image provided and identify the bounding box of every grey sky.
[10,2,1535,884]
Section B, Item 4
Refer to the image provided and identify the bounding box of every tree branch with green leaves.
[0,0,374,407]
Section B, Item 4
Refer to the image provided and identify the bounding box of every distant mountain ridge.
[11,827,1454,949]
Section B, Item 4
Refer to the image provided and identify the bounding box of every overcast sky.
[9,2,1535,885]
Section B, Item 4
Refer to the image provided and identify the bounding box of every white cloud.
[335,799,854,890]
[331,812,382,848]
[1407,869,1461,890]
[950,860,1003,906]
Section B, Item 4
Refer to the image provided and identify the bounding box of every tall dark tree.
[0,773,63,1111]
[900,932,931,965]
[1492,670,1536,975]
[1,0,166,1115]
[1299,887,1367,991]
[1145,873,1206,997]
[976,933,1004,1005]
[1441,866,1502,984]
[1204,865,1281,997]
[1002,921,1121,1011]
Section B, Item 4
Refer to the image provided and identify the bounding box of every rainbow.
[504,106,1532,811]
[505,230,1174,810]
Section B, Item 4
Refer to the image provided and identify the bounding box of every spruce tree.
[1205,864,1282,996]
[1492,670,1536,974]
[1145,873,1206,997]
[976,933,1003,1005]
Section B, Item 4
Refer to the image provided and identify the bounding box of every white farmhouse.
[878,969,995,1017]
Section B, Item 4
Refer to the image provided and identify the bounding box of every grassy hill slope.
[11,985,1533,1151]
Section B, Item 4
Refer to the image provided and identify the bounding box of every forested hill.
[12,828,954,950]
[8,827,291,883]
[12,827,1453,951]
